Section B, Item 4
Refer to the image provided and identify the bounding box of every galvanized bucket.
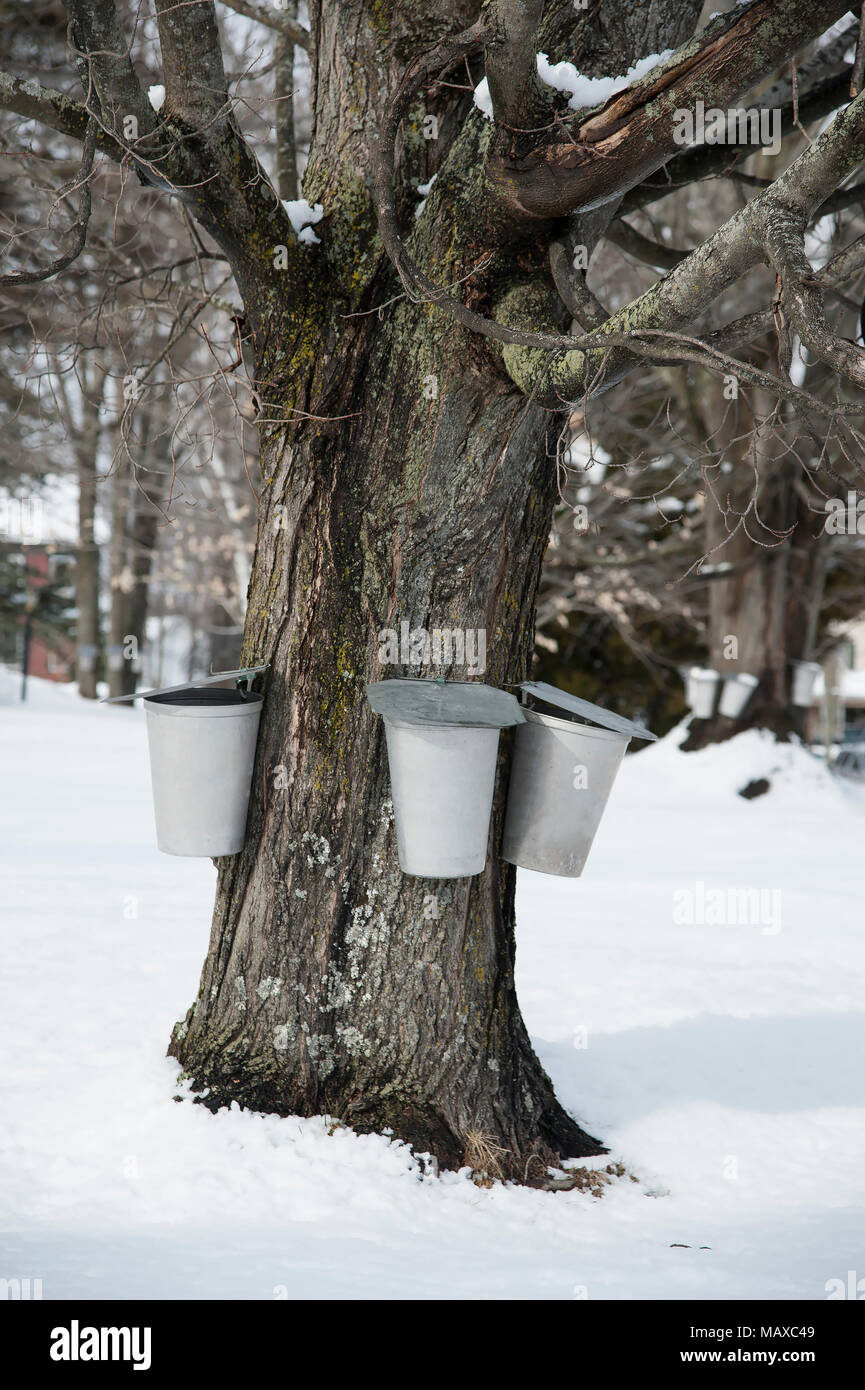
[685,666,720,718]
[791,660,821,708]
[144,687,263,856]
[718,672,758,719]
[503,681,656,878]
[366,679,524,878]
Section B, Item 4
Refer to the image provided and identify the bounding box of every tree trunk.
[679,380,826,750]
[697,466,825,747]
[107,424,166,700]
[75,454,100,699]
[170,289,604,1179]
[169,0,708,1180]
[275,3,298,202]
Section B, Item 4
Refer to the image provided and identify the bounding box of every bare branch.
[217,0,310,52]
[484,0,547,132]
[604,221,687,271]
[0,70,124,160]
[0,119,97,286]
[583,328,859,422]
[705,234,865,355]
[506,90,865,401]
[65,0,155,141]
[154,0,230,125]
[821,232,865,289]
[763,205,865,388]
[275,13,299,200]
[852,4,865,97]
[0,10,299,298]
[549,240,607,328]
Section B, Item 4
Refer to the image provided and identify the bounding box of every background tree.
[0,0,262,697]
[534,36,865,743]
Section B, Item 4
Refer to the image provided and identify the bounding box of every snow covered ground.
[1,668,863,1300]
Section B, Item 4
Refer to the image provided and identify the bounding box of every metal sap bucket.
[684,666,720,718]
[791,660,821,708]
[503,681,656,878]
[366,679,524,878]
[144,686,263,856]
[718,672,758,719]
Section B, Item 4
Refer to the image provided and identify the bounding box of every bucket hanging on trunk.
[143,687,264,856]
[101,666,268,858]
[502,681,657,878]
[366,679,524,878]
[718,673,758,719]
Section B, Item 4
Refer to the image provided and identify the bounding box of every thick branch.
[217,0,310,51]
[65,0,155,141]
[488,0,852,222]
[154,0,230,125]
[618,67,855,218]
[275,5,299,200]
[373,41,865,407]
[764,205,865,387]
[0,70,124,159]
[548,240,607,328]
[484,0,547,132]
[502,90,865,402]
[0,20,299,314]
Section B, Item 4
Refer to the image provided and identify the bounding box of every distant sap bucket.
[685,667,720,718]
[791,661,822,708]
[144,687,263,857]
[718,673,759,719]
[366,679,524,878]
[502,682,657,879]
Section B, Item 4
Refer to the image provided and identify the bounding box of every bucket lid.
[366,679,524,728]
[519,680,658,741]
[101,664,269,704]
[145,687,263,708]
[687,666,719,682]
